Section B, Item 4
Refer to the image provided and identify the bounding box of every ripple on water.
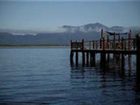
[0,48,140,105]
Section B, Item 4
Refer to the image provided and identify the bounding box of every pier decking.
[70,29,140,85]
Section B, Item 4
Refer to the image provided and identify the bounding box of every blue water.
[0,47,140,105]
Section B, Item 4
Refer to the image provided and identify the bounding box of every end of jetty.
[70,29,140,86]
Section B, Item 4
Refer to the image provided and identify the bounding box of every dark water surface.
[0,47,140,105]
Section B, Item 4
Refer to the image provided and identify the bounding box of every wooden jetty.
[70,29,140,85]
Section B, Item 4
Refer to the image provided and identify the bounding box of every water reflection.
[70,54,138,92]
[0,48,139,105]
[71,54,136,78]
[70,65,140,105]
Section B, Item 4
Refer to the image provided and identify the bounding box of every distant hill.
[62,22,129,33]
[0,32,100,46]
[0,23,139,46]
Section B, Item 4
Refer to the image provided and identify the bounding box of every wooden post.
[70,51,74,66]
[100,52,106,69]
[100,35,106,68]
[124,39,126,51]
[103,53,106,68]
[121,53,125,77]
[133,38,136,50]
[128,30,131,51]
[118,35,120,42]
[82,52,85,67]
[96,41,98,49]
[118,35,120,50]
[89,41,92,50]
[136,35,140,84]
[100,29,104,49]
[107,35,109,49]
[90,52,96,66]
[93,41,95,49]
[100,38,102,49]
[113,32,116,50]
[75,40,77,50]
[76,51,78,67]
[107,53,110,63]
[71,40,72,50]
[121,37,124,50]
[103,37,105,50]
[86,52,89,66]
[128,55,131,77]
[101,29,103,39]
[100,53,103,67]
[82,39,84,50]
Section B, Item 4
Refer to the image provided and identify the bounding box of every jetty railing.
[71,37,136,51]
[70,31,140,86]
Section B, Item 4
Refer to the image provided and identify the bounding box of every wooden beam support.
[76,51,78,67]
[82,52,85,67]
[136,35,140,84]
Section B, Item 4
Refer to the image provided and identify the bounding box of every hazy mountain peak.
[62,22,109,33]
[0,22,139,46]
[61,22,132,33]
[84,22,106,27]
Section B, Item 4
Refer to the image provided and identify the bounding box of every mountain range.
[0,23,139,46]
[62,23,126,33]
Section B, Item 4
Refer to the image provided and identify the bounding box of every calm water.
[0,47,140,105]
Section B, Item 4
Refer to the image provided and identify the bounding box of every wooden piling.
[128,30,131,51]
[93,41,95,49]
[113,32,116,50]
[96,41,98,49]
[102,37,105,50]
[100,38,102,49]
[70,51,74,66]
[86,52,89,66]
[107,54,110,63]
[90,52,95,66]
[107,35,109,49]
[136,35,140,84]
[121,53,125,76]
[82,39,84,50]
[133,38,136,50]
[82,52,85,67]
[100,52,106,68]
[70,30,139,86]
[128,55,131,77]
[101,29,103,39]
[76,51,78,67]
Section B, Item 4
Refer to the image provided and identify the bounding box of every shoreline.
[0,45,70,48]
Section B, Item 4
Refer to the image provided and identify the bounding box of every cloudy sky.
[0,0,140,32]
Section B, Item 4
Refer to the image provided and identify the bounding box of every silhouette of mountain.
[62,23,128,33]
[62,23,109,33]
[0,23,139,46]
[0,32,100,46]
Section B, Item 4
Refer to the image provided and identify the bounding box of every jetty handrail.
[70,34,140,85]
[70,37,137,51]
[71,39,84,50]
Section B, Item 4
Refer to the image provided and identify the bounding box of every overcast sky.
[0,0,140,32]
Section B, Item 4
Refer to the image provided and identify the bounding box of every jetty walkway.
[70,29,140,85]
